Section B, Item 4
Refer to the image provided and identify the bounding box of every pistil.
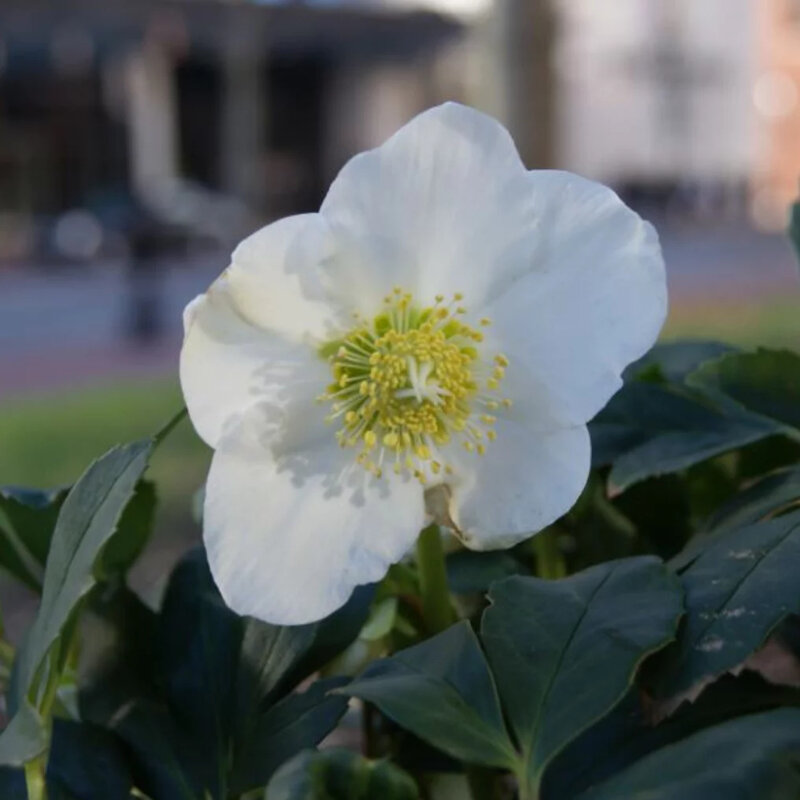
[318,291,510,482]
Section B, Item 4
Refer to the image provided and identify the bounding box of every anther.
[320,288,509,480]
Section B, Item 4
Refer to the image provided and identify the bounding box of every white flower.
[180,103,666,625]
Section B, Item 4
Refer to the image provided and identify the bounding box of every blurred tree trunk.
[125,41,179,200]
[220,28,268,213]
[497,0,557,169]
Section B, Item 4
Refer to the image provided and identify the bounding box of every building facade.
[0,0,460,261]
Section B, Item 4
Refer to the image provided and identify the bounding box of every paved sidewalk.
[1,339,182,399]
[659,222,799,302]
[0,254,221,399]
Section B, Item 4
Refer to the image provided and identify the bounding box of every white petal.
[319,102,538,313]
[226,213,342,341]
[180,281,329,448]
[204,410,426,625]
[484,171,666,427]
[447,421,591,550]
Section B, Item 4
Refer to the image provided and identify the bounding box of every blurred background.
[1,0,800,612]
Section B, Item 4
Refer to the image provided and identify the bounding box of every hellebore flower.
[180,103,666,624]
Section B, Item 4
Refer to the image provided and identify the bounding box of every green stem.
[532,530,566,579]
[0,639,15,667]
[24,755,47,800]
[415,524,454,635]
[154,406,188,445]
[362,701,376,758]
[781,425,800,446]
[514,767,539,800]
[21,642,65,800]
[38,647,62,720]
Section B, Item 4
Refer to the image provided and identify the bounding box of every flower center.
[318,290,511,483]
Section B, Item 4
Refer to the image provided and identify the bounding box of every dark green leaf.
[0,702,48,766]
[1,442,155,764]
[46,719,132,800]
[234,581,373,729]
[0,767,26,799]
[589,383,775,489]
[482,558,682,793]
[79,584,159,727]
[234,619,315,736]
[737,435,800,481]
[544,670,800,798]
[267,749,418,800]
[281,583,375,694]
[688,349,800,432]
[656,511,800,699]
[685,460,739,520]
[102,699,205,800]
[576,708,800,799]
[345,621,515,768]
[703,465,800,533]
[11,441,154,716]
[156,550,241,798]
[626,341,737,384]
[96,480,156,580]
[776,614,800,660]
[155,549,368,797]
[229,678,349,794]
[0,487,67,591]
[79,589,202,800]
[79,588,206,799]
[81,550,368,799]
[541,691,651,799]
[345,560,683,793]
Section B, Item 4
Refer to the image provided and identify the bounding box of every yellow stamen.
[318,291,509,482]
